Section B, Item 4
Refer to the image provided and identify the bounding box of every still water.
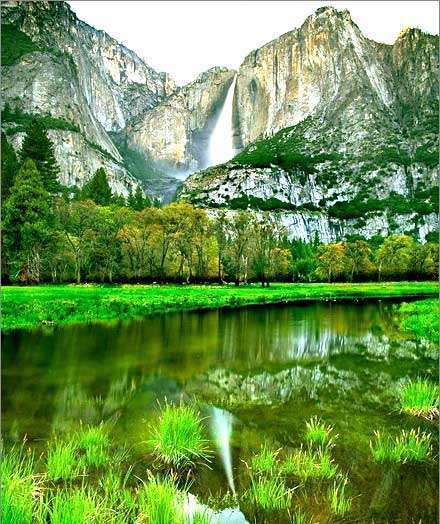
[2,299,438,522]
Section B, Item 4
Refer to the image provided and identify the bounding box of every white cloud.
[69,1,439,85]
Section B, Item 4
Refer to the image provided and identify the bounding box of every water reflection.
[0,300,430,441]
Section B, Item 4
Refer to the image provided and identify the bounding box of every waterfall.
[207,76,237,166]
[210,406,235,494]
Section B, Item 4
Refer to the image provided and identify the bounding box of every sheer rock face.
[125,68,236,172]
[180,7,439,240]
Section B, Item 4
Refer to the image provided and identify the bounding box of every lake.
[2,299,438,522]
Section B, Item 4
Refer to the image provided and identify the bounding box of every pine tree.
[81,167,113,206]
[20,119,60,193]
[1,132,19,203]
[127,186,148,211]
[3,159,53,282]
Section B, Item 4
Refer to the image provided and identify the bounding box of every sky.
[69,1,439,85]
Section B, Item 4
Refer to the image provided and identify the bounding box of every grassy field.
[2,281,437,332]
[398,298,438,343]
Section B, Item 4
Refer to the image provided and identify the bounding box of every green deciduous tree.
[377,235,414,280]
[315,242,346,282]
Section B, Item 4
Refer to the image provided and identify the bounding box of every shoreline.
[2,281,438,332]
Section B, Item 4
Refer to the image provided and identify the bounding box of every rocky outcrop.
[180,7,438,241]
[125,68,236,173]
[1,0,175,195]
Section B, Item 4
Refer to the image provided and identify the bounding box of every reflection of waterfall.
[208,76,237,166]
[210,407,235,493]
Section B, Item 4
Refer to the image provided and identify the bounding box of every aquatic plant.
[399,379,438,419]
[149,403,210,468]
[46,439,79,481]
[250,443,280,475]
[192,510,213,524]
[49,488,99,524]
[289,509,313,524]
[77,423,110,468]
[1,446,38,524]
[370,428,432,463]
[281,447,337,480]
[246,476,292,510]
[304,416,336,448]
[327,476,352,516]
[138,476,185,524]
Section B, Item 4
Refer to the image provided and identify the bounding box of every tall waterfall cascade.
[207,76,237,166]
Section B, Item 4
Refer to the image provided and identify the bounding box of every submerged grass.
[3,282,437,331]
[370,428,432,463]
[399,379,438,419]
[149,403,210,469]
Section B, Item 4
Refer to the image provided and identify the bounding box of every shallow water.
[2,299,438,522]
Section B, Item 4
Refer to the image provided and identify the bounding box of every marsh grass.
[149,403,210,469]
[399,379,438,419]
[370,429,432,463]
[327,476,352,516]
[49,488,100,524]
[250,443,280,475]
[138,476,185,524]
[289,509,313,524]
[246,476,292,510]
[1,446,39,524]
[192,510,213,524]
[46,439,79,481]
[77,424,110,468]
[281,448,338,480]
[304,417,336,448]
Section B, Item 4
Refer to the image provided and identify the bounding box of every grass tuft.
[149,403,210,468]
[46,439,79,481]
[0,446,38,524]
[49,488,99,524]
[327,476,352,516]
[399,379,438,419]
[250,444,280,475]
[77,424,110,468]
[246,476,292,510]
[281,447,338,480]
[304,416,336,448]
[138,476,184,524]
[370,428,432,463]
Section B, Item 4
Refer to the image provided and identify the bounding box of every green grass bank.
[2,281,438,332]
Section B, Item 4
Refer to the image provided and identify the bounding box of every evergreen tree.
[20,119,60,193]
[1,132,19,203]
[127,186,148,211]
[3,159,53,282]
[81,167,113,206]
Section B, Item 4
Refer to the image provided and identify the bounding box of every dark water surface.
[2,299,438,523]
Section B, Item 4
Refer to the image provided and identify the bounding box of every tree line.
[2,120,438,285]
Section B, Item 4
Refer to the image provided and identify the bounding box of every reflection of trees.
[52,374,137,433]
